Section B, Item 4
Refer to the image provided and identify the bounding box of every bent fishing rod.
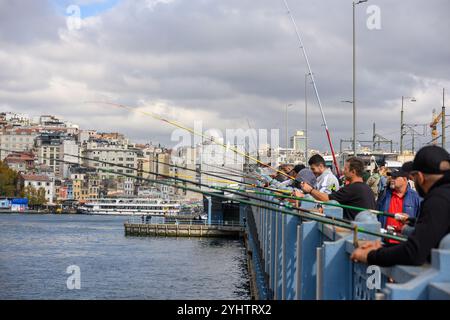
[84,101,298,182]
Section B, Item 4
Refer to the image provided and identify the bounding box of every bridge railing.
[247,188,450,300]
[127,216,244,227]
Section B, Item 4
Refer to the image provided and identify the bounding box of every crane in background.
[429,88,446,147]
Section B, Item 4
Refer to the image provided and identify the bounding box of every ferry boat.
[77,198,181,216]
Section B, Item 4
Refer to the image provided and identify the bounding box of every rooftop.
[20,174,51,182]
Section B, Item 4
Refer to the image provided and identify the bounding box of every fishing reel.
[381,227,402,239]
[393,213,416,227]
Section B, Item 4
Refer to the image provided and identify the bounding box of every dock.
[124,219,245,238]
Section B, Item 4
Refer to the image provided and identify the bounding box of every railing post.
[275,208,283,300]
[282,213,286,300]
[295,224,301,300]
[351,211,382,300]
[274,210,279,299]
[297,220,321,300]
[316,237,352,300]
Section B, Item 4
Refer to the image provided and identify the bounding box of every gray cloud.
[0,0,449,152]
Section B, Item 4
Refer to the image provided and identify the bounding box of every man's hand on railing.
[358,240,383,250]
[292,189,304,198]
[300,182,313,194]
[350,240,382,264]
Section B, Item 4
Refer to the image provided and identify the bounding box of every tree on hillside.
[0,161,20,197]
[22,185,47,208]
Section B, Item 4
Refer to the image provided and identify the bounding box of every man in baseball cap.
[351,145,450,266]
[377,168,421,243]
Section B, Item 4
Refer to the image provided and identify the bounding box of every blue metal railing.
[127,216,244,228]
[246,187,450,300]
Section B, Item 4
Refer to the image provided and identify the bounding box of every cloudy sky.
[1,0,449,152]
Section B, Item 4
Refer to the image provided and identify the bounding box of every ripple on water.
[0,214,250,300]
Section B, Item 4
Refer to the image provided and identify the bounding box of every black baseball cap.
[401,161,413,173]
[387,168,409,178]
[412,145,450,174]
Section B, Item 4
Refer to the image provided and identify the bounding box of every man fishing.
[308,154,340,194]
[299,157,376,220]
[376,167,421,241]
[351,146,450,267]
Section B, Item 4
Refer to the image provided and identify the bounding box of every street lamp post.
[286,103,293,149]
[352,0,368,156]
[341,100,355,153]
[400,96,416,155]
[305,73,310,160]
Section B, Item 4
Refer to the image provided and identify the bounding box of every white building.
[20,174,55,204]
[78,130,97,144]
[35,132,79,179]
[59,140,80,179]
[82,142,138,180]
[3,112,32,126]
[274,147,305,166]
[290,130,306,153]
[0,128,39,160]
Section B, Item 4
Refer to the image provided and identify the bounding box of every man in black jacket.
[351,145,450,267]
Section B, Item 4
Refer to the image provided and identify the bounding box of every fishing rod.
[1,148,405,241]
[247,168,410,221]
[153,156,398,221]
[231,166,414,221]
[85,101,297,181]
[197,165,415,225]
[217,186,415,224]
[80,153,408,240]
[175,173,237,185]
[46,153,405,242]
[282,0,341,177]
[142,157,307,202]
[76,150,404,220]
[147,157,260,187]
[202,171,250,179]
[61,152,354,225]
[199,161,256,178]
[152,158,257,180]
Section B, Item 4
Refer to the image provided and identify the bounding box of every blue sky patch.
[51,0,121,18]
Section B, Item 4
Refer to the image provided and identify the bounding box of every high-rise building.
[290,130,306,153]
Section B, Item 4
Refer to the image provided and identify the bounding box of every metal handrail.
[249,190,450,300]
[126,217,244,227]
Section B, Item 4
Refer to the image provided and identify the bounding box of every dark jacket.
[377,185,422,228]
[367,172,450,267]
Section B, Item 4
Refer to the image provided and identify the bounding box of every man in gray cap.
[351,145,450,266]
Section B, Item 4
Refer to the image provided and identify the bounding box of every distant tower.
[290,130,306,152]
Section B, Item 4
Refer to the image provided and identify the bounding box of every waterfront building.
[19,174,55,204]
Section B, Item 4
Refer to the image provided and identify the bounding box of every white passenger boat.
[78,198,181,216]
